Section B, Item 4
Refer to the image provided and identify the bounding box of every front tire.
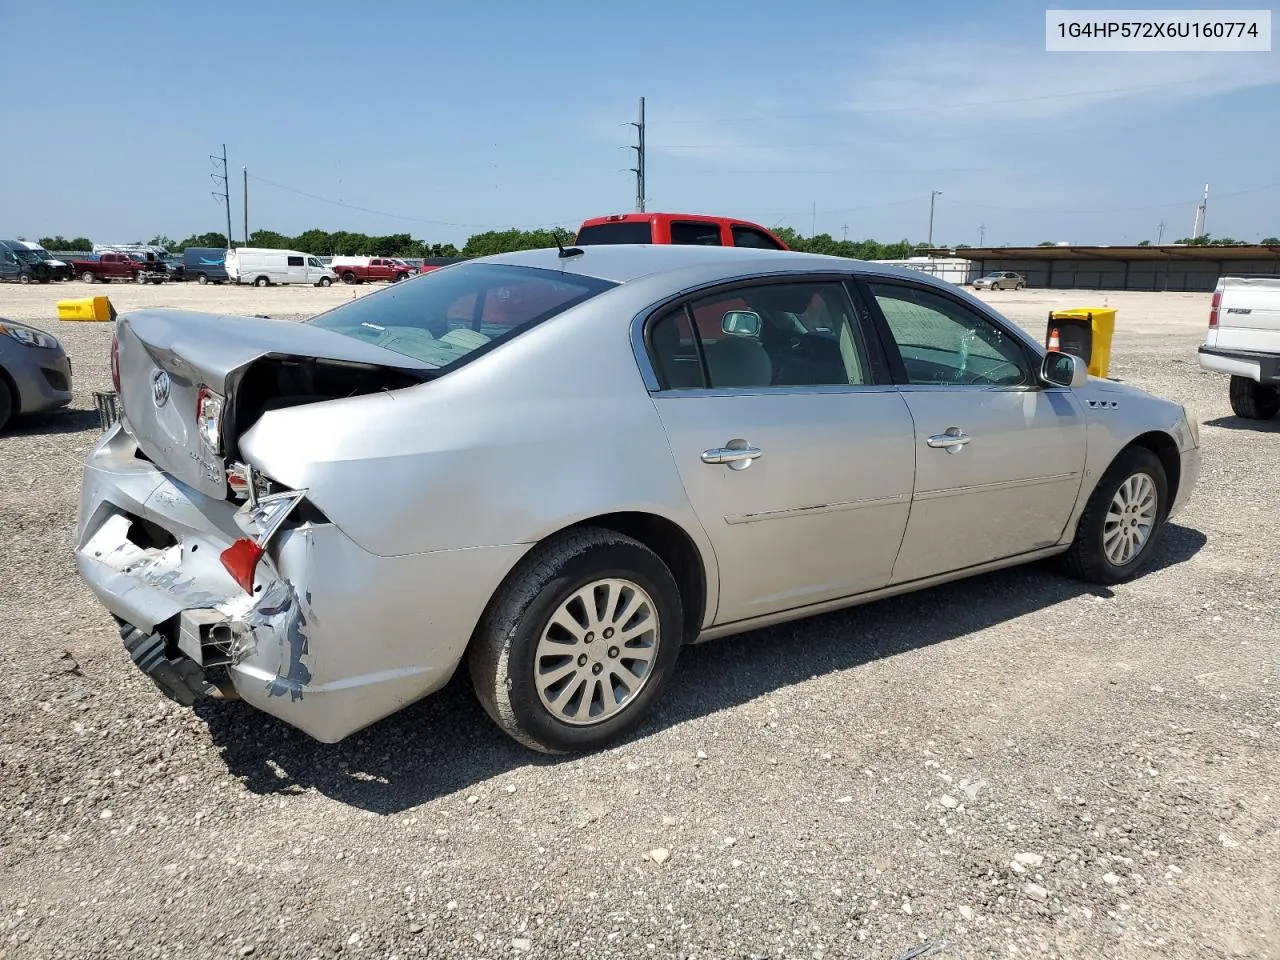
[81,271,95,283]
[1228,375,1280,420]
[1062,446,1167,584]
[0,377,13,432]
[469,527,684,754]
[318,276,332,287]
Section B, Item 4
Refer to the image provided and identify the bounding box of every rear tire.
[255,276,269,288]
[197,274,208,285]
[468,527,684,754]
[1228,375,1280,420]
[1062,446,1167,585]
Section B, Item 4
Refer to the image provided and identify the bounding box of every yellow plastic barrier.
[1046,307,1116,379]
[57,296,116,323]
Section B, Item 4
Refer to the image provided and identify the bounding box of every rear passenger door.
[859,277,1087,583]
[644,278,916,624]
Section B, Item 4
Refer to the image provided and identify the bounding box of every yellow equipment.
[57,296,116,323]
[1045,307,1116,379]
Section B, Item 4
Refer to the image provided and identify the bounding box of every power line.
[936,180,1280,216]
[245,173,582,231]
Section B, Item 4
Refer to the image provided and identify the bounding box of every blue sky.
[3,0,1277,247]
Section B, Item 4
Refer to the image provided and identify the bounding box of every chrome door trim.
[914,472,1078,501]
[724,493,906,525]
[649,383,900,399]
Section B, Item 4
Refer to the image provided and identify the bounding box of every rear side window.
[287,256,304,267]
[575,222,653,245]
[731,226,782,249]
[670,221,723,246]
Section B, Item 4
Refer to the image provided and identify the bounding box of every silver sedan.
[75,245,1200,752]
[0,319,73,431]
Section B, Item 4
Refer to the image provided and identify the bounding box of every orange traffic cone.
[1048,326,1061,350]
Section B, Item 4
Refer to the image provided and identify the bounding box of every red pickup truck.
[71,253,163,284]
[329,257,413,284]
[575,212,790,250]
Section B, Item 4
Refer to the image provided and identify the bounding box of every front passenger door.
[862,279,1087,583]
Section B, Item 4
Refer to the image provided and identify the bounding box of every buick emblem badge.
[151,370,172,408]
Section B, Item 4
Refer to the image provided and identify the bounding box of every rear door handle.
[702,444,763,467]
[926,427,971,454]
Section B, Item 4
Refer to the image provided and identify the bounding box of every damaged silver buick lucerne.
[76,244,1200,753]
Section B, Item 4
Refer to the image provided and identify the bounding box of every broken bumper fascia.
[75,425,531,742]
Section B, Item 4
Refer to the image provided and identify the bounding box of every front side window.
[867,281,1029,386]
[307,257,322,268]
[648,281,872,390]
[307,263,616,370]
[670,221,723,246]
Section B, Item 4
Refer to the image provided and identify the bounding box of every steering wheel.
[961,359,1024,385]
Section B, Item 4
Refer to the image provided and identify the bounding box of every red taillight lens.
[1209,290,1221,327]
[220,538,264,594]
[110,332,121,392]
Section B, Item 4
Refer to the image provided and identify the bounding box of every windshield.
[576,222,653,245]
[307,263,617,369]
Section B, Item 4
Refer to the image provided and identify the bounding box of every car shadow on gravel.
[200,522,1206,814]
[7,407,101,436]
[1204,414,1280,433]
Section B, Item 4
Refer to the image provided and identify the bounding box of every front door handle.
[702,444,763,468]
[926,427,972,454]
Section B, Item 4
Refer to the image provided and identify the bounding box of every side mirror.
[1041,350,1088,388]
[721,310,762,337]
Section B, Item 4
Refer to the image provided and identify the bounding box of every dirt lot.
[1,279,1276,960]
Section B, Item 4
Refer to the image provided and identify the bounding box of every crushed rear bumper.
[75,424,528,742]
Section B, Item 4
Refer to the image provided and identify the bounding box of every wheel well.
[0,365,19,416]
[565,512,708,643]
[1127,431,1181,512]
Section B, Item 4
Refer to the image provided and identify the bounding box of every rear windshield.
[576,222,653,245]
[306,263,617,369]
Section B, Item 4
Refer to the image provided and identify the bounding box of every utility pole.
[927,190,942,247]
[628,97,646,212]
[243,167,249,246]
[978,223,986,246]
[1156,221,1165,244]
[842,223,849,242]
[811,201,816,238]
[210,144,232,249]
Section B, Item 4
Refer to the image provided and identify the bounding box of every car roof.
[469,244,970,296]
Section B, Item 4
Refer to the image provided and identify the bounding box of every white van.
[224,248,337,287]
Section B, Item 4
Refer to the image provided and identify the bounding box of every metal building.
[921,244,1280,292]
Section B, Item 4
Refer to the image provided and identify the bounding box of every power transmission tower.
[928,190,942,246]
[628,97,646,212]
[1191,183,1209,238]
[1156,221,1165,244]
[842,223,849,241]
[978,223,986,246]
[210,144,232,248]
[243,167,249,246]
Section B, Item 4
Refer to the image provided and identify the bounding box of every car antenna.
[554,231,584,259]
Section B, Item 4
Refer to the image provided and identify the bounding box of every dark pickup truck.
[71,253,165,284]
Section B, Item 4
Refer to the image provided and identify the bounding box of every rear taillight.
[1209,290,1221,327]
[110,332,121,392]
[196,386,224,453]
[220,538,264,594]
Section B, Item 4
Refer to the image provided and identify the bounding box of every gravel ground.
[1,280,1277,960]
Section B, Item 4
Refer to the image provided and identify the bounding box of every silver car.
[0,319,73,431]
[75,246,1200,752]
[972,271,1026,290]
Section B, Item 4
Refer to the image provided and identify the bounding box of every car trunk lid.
[115,309,436,500]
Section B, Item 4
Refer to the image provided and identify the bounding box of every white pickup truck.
[1198,276,1280,420]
